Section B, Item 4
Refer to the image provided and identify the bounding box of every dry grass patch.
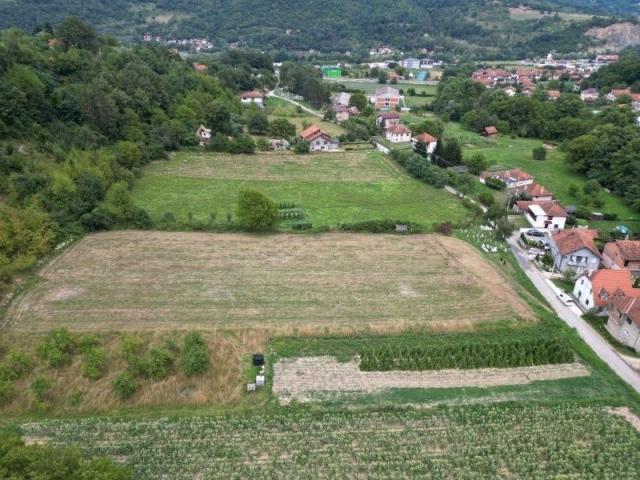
[7,231,533,333]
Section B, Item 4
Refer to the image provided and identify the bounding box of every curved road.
[507,233,640,393]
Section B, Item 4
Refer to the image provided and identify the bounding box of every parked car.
[527,230,545,237]
[557,292,574,306]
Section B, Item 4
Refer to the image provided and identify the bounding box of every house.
[332,92,351,107]
[504,86,517,97]
[602,240,640,276]
[334,105,351,123]
[521,86,536,97]
[483,125,498,137]
[524,201,567,230]
[195,125,211,146]
[573,269,638,312]
[606,293,640,352]
[299,124,339,152]
[549,229,600,274]
[471,69,515,88]
[270,139,290,151]
[371,86,403,110]
[596,54,619,63]
[400,58,421,69]
[192,63,208,73]
[376,112,401,130]
[240,90,265,107]
[547,90,561,101]
[385,124,412,143]
[518,183,553,201]
[480,168,533,189]
[580,88,599,102]
[606,88,631,102]
[412,132,438,155]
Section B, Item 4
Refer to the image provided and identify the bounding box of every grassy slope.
[132,150,471,228]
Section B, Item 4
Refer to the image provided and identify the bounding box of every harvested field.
[20,404,640,479]
[272,356,590,404]
[7,231,532,332]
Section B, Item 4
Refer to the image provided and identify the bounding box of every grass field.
[131,150,471,227]
[7,231,532,332]
[442,122,640,232]
[19,404,640,479]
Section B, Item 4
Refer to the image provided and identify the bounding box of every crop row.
[359,337,574,371]
[20,404,640,479]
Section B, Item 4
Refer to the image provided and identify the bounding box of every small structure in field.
[240,90,265,107]
[271,139,290,151]
[483,125,498,137]
[195,125,211,146]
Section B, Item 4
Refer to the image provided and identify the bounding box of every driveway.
[507,233,640,394]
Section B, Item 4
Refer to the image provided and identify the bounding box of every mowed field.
[7,231,532,332]
[131,150,471,227]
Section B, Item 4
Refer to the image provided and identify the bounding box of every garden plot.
[272,356,590,404]
[7,231,532,332]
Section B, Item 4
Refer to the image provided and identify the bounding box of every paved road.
[507,234,640,393]
[266,90,323,118]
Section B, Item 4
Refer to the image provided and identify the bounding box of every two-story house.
[606,293,640,352]
[385,124,412,143]
[573,269,637,312]
[376,112,401,130]
[549,229,600,275]
[524,202,567,230]
[240,90,265,107]
[371,86,403,110]
[299,125,339,152]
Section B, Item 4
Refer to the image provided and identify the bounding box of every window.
[580,279,584,285]
[585,299,590,306]
[626,316,632,325]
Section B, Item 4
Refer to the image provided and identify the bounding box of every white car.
[557,292,574,306]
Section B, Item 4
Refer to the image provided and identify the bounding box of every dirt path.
[607,407,640,433]
[273,356,590,404]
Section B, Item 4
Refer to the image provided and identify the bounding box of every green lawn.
[443,122,640,232]
[132,150,471,228]
[325,79,437,96]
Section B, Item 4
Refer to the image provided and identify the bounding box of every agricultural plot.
[7,231,532,332]
[20,404,640,479]
[272,356,590,404]
[131,150,471,227]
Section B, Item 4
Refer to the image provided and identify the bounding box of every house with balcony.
[370,86,403,110]
[573,269,638,312]
[549,228,601,275]
[524,202,567,230]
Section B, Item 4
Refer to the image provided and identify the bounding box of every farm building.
[484,125,498,137]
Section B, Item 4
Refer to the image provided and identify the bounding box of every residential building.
[195,125,211,146]
[240,90,265,107]
[606,293,640,352]
[400,58,421,69]
[412,132,438,155]
[480,168,533,189]
[376,112,401,130]
[504,86,517,97]
[606,88,631,102]
[192,63,208,73]
[580,88,599,102]
[547,90,561,101]
[385,124,412,143]
[270,139,290,151]
[299,124,339,152]
[471,68,515,88]
[596,54,619,63]
[332,92,351,107]
[334,105,351,123]
[573,269,638,312]
[523,202,567,230]
[519,183,553,201]
[602,240,640,276]
[371,86,403,110]
[549,229,601,274]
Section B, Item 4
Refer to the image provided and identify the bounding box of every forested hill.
[0,0,630,58]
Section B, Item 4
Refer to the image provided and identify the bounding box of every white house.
[300,124,339,152]
[480,168,534,189]
[524,202,567,230]
[580,88,599,102]
[240,90,265,107]
[400,58,421,69]
[606,293,640,352]
[411,132,438,155]
[332,92,351,107]
[573,269,637,312]
[549,229,601,275]
[195,125,211,146]
[385,124,412,143]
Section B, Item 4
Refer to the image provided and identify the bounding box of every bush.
[82,347,108,380]
[182,332,209,376]
[294,140,310,154]
[532,146,547,160]
[236,190,279,231]
[339,220,422,233]
[484,177,506,190]
[478,192,495,207]
[30,377,52,401]
[435,222,453,235]
[37,329,76,368]
[146,347,175,380]
[0,379,15,405]
[112,372,137,400]
[78,334,101,354]
[0,350,33,380]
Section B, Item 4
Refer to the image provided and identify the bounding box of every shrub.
[435,222,453,235]
[146,347,175,380]
[182,332,209,376]
[294,140,310,154]
[0,350,33,380]
[78,334,101,354]
[236,190,279,231]
[478,192,495,207]
[112,372,137,400]
[484,177,506,190]
[532,146,547,160]
[0,379,15,405]
[82,347,108,380]
[37,329,76,368]
[30,377,52,401]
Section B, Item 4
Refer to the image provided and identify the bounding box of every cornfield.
[19,404,640,479]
